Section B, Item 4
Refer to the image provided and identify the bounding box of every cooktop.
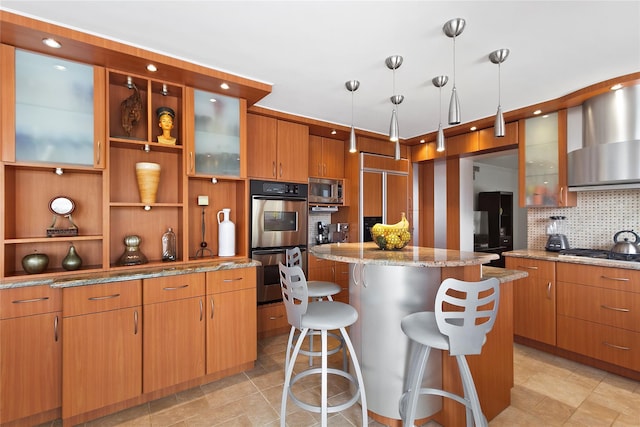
[559,248,640,262]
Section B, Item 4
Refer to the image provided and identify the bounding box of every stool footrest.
[289,367,362,414]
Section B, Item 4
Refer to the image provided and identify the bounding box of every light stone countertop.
[481,265,529,283]
[0,259,261,290]
[504,249,640,271]
[310,242,498,267]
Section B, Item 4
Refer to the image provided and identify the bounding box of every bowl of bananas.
[370,213,411,250]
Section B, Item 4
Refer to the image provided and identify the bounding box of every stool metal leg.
[400,343,431,427]
[456,355,487,427]
[321,329,328,426]
[281,327,309,427]
[340,326,368,426]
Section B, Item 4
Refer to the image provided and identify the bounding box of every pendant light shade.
[345,79,360,153]
[489,48,510,137]
[386,55,404,145]
[432,75,448,153]
[443,18,465,125]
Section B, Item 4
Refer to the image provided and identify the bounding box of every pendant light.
[489,48,510,137]
[432,75,449,152]
[443,18,465,125]
[386,55,403,143]
[345,80,360,153]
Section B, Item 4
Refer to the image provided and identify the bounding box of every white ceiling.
[3,1,639,141]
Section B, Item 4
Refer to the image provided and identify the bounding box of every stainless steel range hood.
[568,84,640,191]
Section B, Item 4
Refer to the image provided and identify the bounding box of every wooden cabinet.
[505,257,556,345]
[477,121,519,151]
[309,135,345,178]
[519,110,576,207]
[361,153,410,224]
[557,263,640,371]
[308,254,349,303]
[62,280,142,420]
[0,285,61,425]
[205,267,257,374]
[257,301,289,339]
[142,273,206,393]
[247,114,309,182]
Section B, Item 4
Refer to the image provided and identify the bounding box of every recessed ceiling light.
[209,98,217,103]
[533,110,542,115]
[420,139,426,144]
[220,83,230,90]
[146,64,157,72]
[331,129,337,135]
[470,126,477,131]
[54,65,67,71]
[610,83,623,91]
[42,38,61,48]
[542,114,549,118]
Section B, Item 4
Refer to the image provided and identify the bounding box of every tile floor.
[45,334,640,426]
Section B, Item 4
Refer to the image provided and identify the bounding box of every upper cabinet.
[519,110,576,207]
[247,114,309,183]
[309,135,344,178]
[185,88,245,178]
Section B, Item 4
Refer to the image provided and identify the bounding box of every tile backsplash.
[527,189,640,250]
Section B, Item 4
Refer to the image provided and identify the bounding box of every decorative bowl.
[22,252,49,274]
[370,227,411,250]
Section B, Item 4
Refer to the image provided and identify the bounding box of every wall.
[527,189,640,250]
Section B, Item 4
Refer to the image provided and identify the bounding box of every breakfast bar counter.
[310,243,521,427]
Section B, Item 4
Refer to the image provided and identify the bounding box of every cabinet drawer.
[506,257,555,281]
[1,285,61,319]
[309,254,332,269]
[557,263,640,292]
[143,273,205,304]
[558,315,640,371]
[558,282,640,332]
[206,267,256,294]
[257,302,288,333]
[63,280,141,317]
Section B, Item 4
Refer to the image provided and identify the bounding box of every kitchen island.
[310,242,525,427]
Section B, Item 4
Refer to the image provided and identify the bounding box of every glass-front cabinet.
[186,88,243,177]
[519,110,576,207]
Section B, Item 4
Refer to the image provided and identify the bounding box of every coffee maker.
[545,215,570,251]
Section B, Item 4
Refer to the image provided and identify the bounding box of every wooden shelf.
[5,236,103,244]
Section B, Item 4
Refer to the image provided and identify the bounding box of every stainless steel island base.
[349,263,443,420]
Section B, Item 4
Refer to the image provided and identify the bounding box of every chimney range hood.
[568,84,640,191]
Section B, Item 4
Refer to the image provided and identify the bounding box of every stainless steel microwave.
[308,178,344,204]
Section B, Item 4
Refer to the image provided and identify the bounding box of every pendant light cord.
[497,62,502,107]
[452,36,457,90]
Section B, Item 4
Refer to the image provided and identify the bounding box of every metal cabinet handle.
[323,163,327,176]
[601,275,630,282]
[279,162,283,177]
[223,277,243,282]
[199,299,203,322]
[163,284,189,291]
[601,304,630,313]
[54,315,59,342]
[134,310,138,335]
[603,341,630,351]
[190,152,194,173]
[272,161,276,177]
[88,294,120,301]
[210,297,215,319]
[269,315,284,320]
[559,186,564,205]
[546,282,552,299]
[12,296,49,304]
[517,265,538,270]
[97,140,101,165]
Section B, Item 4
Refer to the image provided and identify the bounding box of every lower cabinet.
[308,254,349,303]
[505,257,556,345]
[142,273,206,393]
[257,302,289,339]
[62,280,142,419]
[0,286,62,425]
[206,268,257,374]
[557,263,640,371]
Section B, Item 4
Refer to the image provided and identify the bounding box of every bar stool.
[285,247,344,368]
[399,277,500,427]
[278,263,367,427]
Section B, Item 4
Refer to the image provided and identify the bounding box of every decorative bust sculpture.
[156,106,176,145]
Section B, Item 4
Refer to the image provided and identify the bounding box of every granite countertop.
[504,249,640,271]
[310,242,498,267]
[482,265,528,283]
[0,259,261,290]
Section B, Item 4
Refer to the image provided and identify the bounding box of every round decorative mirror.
[49,196,75,216]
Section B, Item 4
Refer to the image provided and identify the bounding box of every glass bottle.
[162,227,177,261]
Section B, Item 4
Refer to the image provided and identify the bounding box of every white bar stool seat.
[399,277,500,427]
[285,247,344,368]
[279,263,367,427]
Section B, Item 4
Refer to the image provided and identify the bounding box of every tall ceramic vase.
[217,208,235,257]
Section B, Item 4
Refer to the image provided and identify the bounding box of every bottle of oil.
[162,227,177,261]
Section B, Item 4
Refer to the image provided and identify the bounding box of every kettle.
[610,230,640,255]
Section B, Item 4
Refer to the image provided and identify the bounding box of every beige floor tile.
[564,399,620,426]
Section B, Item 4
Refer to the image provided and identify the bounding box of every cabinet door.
[247,114,277,179]
[386,173,409,223]
[206,288,257,373]
[62,307,141,418]
[363,171,383,217]
[276,120,309,182]
[143,296,205,392]
[519,110,576,207]
[506,257,556,345]
[322,137,345,179]
[0,312,61,424]
[308,135,324,178]
[477,122,518,151]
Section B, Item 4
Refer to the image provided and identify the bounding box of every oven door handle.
[251,196,307,202]
[252,248,288,256]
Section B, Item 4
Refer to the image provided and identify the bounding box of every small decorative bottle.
[162,227,177,261]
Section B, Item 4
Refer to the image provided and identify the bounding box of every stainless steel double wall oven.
[250,180,308,304]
